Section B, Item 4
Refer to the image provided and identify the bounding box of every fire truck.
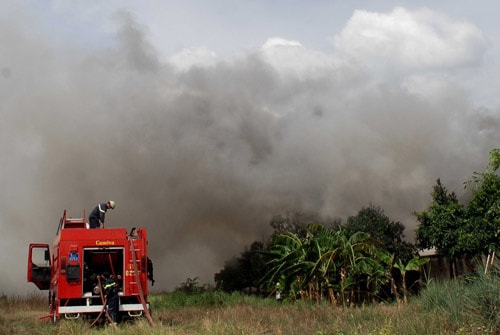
[27,210,154,323]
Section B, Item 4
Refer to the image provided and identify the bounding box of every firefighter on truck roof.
[88,201,116,228]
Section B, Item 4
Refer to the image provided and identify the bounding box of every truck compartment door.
[28,243,51,290]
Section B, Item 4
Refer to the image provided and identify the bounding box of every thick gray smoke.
[1,8,499,294]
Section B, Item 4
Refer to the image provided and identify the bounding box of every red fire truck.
[27,210,154,323]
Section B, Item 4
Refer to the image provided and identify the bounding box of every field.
[1,275,499,335]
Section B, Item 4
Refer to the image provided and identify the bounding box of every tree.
[345,204,416,263]
[263,223,391,306]
[306,224,387,305]
[262,230,312,300]
[415,149,500,275]
[237,241,269,292]
[214,241,269,293]
[214,257,243,292]
[464,148,500,269]
[269,211,340,237]
[414,179,466,263]
[330,227,378,307]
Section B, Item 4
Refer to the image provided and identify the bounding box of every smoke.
[1,6,499,294]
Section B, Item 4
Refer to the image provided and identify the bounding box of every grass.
[2,270,499,334]
[0,298,437,335]
[418,269,500,334]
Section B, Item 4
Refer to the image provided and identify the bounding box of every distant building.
[419,248,477,281]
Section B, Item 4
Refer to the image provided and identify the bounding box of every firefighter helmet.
[108,200,116,209]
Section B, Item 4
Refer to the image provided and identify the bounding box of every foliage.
[220,211,342,295]
[269,211,341,237]
[415,148,500,269]
[214,257,241,292]
[345,204,417,263]
[214,241,269,293]
[489,148,500,171]
[393,255,430,304]
[175,277,210,295]
[261,223,415,306]
[464,148,500,257]
[414,178,466,260]
[213,204,423,306]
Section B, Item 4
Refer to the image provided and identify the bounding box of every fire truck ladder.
[128,238,154,326]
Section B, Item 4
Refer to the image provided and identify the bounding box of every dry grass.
[0,294,52,335]
[0,299,442,334]
[0,293,492,335]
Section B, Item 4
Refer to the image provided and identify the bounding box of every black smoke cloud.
[1,10,499,294]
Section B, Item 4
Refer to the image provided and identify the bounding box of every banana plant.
[393,255,430,304]
[262,231,312,299]
[263,224,391,306]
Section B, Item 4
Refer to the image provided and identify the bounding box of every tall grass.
[150,290,276,309]
[418,265,500,334]
[2,270,499,334]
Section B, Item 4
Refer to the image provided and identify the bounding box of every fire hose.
[89,239,154,328]
[88,276,117,329]
[129,238,155,326]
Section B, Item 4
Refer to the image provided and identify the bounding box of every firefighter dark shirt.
[104,277,119,323]
[88,203,108,228]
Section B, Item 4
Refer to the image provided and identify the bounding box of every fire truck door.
[27,243,51,290]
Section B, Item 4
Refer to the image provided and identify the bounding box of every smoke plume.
[1,7,499,294]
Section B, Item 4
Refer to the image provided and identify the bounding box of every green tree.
[415,149,500,276]
[305,223,341,304]
[215,241,269,293]
[214,257,243,292]
[262,230,312,299]
[269,211,340,237]
[263,224,384,305]
[329,227,375,306]
[345,204,416,263]
[464,148,500,265]
[414,178,466,264]
[305,224,387,305]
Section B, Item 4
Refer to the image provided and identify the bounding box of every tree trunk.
[402,272,408,304]
[340,267,347,307]
[390,274,400,306]
[328,287,337,306]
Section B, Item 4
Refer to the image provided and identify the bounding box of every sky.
[1,0,500,294]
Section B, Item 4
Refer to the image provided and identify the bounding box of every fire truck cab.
[27,210,153,322]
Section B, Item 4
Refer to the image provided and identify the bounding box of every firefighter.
[267,282,283,302]
[102,272,119,324]
[275,282,283,302]
[88,201,116,228]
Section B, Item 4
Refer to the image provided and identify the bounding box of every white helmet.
[108,200,116,209]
